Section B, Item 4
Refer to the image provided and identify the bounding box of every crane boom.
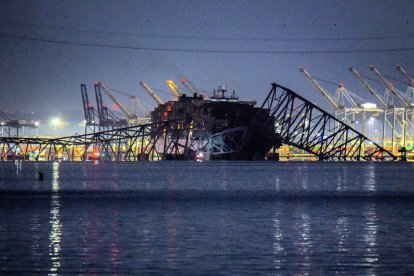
[300,67,339,109]
[166,80,181,97]
[0,110,11,122]
[396,65,414,86]
[97,82,136,120]
[80,84,89,122]
[348,66,389,108]
[181,78,196,95]
[140,81,164,105]
[370,65,411,108]
[80,84,96,124]
[335,84,363,108]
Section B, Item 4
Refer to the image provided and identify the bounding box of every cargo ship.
[151,86,281,160]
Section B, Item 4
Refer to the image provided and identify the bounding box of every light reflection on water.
[1,161,414,274]
[364,163,377,192]
[272,209,285,270]
[363,204,378,265]
[336,216,349,253]
[49,162,61,275]
[296,211,312,269]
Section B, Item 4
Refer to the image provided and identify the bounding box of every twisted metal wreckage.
[0,83,396,161]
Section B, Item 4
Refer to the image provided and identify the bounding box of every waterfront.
[1,161,414,274]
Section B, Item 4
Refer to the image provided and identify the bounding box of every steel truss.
[254,83,396,161]
[1,83,398,162]
[0,121,208,161]
[208,126,248,158]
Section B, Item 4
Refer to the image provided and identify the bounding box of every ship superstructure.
[151,86,280,160]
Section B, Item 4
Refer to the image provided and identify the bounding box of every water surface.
[1,161,414,274]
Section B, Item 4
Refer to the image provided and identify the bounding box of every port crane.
[101,83,150,125]
[349,67,390,108]
[335,83,364,108]
[96,82,139,125]
[110,89,151,117]
[396,65,414,86]
[80,84,99,133]
[94,83,128,130]
[370,65,413,147]
[396,65,414,99]
[140,81,165,105]
[0,109,38,137]
[370,66,412,108]
[349,66,409,151]
[300,67,365,132]
[181,77,208,98]
[181,77,196,96]
[166,80,182,98]
[300,67,340,110]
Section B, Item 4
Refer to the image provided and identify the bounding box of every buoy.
[38,172,44,181]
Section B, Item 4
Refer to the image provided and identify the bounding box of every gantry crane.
[370,66,412,108]
[94,83,128,130]
[370,65,414,148]
[349,66,403,149]
[0,109,38,137]
[102,86,151,122]
[181,77,208,98]
[300,67,366,132]
[349,67,390,108]
[166,80,182,98]
[335,83,364,108]
[181,78,196,96]
[300,67,340,110]
[140,81,165,105]
[96,82,138,125]
[80,84,99,133]
[396,65,414,100]
[396,65,414,86]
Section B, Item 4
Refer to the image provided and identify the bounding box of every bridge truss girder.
[256,83,396,161]
[0,121,208,162]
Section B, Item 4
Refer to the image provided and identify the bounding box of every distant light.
[362,103,377,109]
[51,118,61,126]
[34,121,39,127]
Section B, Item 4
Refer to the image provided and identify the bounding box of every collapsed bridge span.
[0,83,396,161]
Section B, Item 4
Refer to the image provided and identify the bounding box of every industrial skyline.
[0,0,413,133]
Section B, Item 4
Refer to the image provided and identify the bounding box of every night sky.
[1,0,413,135]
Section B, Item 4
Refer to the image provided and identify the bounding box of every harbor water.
[1,161,414,274]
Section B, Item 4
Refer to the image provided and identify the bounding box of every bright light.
[195,151,204,162]
[51,118,61,126]
[34,121,39,127]
[362,103,377,109]
[370,117,374,122]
